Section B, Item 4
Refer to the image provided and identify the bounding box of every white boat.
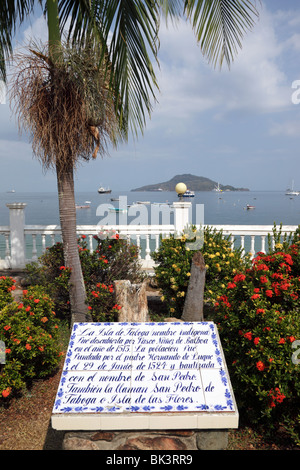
[98,186,112,194]
[179,190,195,197]
[136,201,151,205]
[246,204,255,210]
[109,207,127,213]
[285,181,299,196]
[213,183,222,192]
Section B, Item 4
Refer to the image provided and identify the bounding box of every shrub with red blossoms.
[214,228,300,445]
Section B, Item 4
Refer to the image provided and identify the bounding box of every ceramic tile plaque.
[51,322,238,430]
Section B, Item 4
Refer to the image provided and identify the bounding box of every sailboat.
[285,180,299,196]
[213,182,222,192]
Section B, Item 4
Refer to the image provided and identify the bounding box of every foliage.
[26,231,144,323]
[11,42,120,174]
[0,276,16,310]
[0,285,62,401]
[213,235,300,445]
[152,226,247,317]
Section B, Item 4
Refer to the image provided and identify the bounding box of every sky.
[1,0,300,193]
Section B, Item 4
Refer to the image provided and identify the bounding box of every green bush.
[214,243,300,445]
[0,276,16,310]
[151,226,247,317]
[0,285,62,400]
[26,231,144,323]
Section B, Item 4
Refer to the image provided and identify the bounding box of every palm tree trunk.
[47,0,91,325]
[56,162,92,325]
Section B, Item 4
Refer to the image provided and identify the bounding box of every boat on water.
[179,190,195,198]
[110,197,119,201]
[109,208,127,213]
[285,189,299,196]
[213,183,222,192]
[285,180,299,196]
[98,186,112,194]
[136,201,151,205]
[246,204,255,210]
[76,203,90,209]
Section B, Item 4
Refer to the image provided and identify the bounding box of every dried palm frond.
[10,41,120,175]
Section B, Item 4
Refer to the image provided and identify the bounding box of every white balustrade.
[0,202,298,270]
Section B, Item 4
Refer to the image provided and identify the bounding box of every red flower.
[253,337,260,345]
[278,338,285,344]
[260,275,268,284]
[112,304,122,310]
[2,388,11,398]
[256,308,265,315]
[244,331,252,341]
[256,361,265,371]
[227,282,236,289]
[265,290,273,297]
[233,274,246,282]
[25,344,31,350]
[251,293,260,300]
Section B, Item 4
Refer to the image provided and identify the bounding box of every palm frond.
[0,0,37,81]
[91,0,161,139]
[184,0,259,68]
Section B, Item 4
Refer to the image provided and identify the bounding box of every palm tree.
[0,0,258,325]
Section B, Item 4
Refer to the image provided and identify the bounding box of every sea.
[1,190,300,227]
[1,190,300,261]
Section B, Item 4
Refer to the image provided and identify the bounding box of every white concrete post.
[6,203,27,269]
[172,201,192,235]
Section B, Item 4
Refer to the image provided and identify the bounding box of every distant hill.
[131,174,249,192]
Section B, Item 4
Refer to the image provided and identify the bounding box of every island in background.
[131,174,249,192]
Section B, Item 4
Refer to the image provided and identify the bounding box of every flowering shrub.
[152,226,247,318]
[26,231,144,323]
[0,285,62,401]
[214,245,300,444]
[0,276,16,310]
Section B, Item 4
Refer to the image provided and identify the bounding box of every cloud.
[152,5,291,129]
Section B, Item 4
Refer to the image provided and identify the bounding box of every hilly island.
[131,174,249,192]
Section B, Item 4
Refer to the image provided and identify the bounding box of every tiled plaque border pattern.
[52,322,236,416]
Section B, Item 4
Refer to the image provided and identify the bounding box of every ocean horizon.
[1,190,300,228]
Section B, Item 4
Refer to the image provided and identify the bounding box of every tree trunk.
[181,251,206,322]
[56,163,92,325]
[113,280,149,322]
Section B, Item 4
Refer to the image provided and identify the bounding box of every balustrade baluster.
[88,235,93,252]
[136,235,141,259]
[250,235,255,259]
[240,235,245,256]
[145,234,151,261]
[42,234,46,253]
[155,234,159,251]
[32,234,38,260]
[5,234,10,259]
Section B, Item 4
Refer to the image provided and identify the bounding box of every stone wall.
[62,429,228,451]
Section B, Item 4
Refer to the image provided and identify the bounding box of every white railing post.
[172,201,192,235]
[6,203,27,269]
